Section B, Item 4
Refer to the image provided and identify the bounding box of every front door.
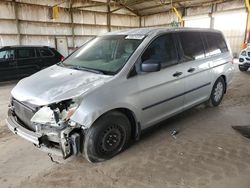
[0,49,17,81]
[136,33,186,128]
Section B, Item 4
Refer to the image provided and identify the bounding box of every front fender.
[70,101,141,129]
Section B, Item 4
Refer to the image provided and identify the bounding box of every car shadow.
[136,104,210,143]
[0,80,19,87]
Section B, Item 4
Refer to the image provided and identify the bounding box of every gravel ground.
[0,63,250,188]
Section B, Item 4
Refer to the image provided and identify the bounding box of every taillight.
[61,56,65,61]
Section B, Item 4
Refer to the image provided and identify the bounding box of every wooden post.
[69,0,75,48]
[13,0,21,45]
[107,0,111,32]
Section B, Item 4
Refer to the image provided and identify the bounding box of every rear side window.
[178,32,205,61]
[17,48,35,59]
[0,50,14,60]
[39,48,54,57]
[141,34,178,67]
[205,32,228,56]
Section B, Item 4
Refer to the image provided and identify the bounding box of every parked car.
[0,45,64,81]
[239,45,250,71]
[6,28,234,162]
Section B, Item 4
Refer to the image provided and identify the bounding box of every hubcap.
[214,82,223,102]
[98,125,124,154]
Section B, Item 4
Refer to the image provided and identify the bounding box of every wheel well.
[95,108,139,140]
[114,108,139,140]
[220,75,227,93]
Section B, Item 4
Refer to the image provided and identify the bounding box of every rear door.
[16,47,39,77]
[0,48,17,81]
[136,33,186,128]
[38,47,57,68]
[177,31,211,109]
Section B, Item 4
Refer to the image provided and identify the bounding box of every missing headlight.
[31,98,81,127]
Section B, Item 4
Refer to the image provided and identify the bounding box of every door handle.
[173,71,183,77]
[187,67,195,73]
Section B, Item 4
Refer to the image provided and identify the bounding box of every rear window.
[39,48,54,57]
[178,32,205,61]
[204,32,228,56]
[17,48,35,59]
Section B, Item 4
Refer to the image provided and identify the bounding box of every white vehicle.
[6,28,234,162]
[239,46,250,71]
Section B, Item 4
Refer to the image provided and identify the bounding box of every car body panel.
[0,46,63,81]
[239,47,250,67]
[11,65,112,106]
[7,27,234,158]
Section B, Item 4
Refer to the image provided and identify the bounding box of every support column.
[13,0,21,45]
[210,3,216,29]
[139,16,142,28]
[107,0,111,32]
[69,0,75,48]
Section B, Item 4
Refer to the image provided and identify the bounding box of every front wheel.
[239,65,249,72]
[206,77,226,107]
[84,111,131,163]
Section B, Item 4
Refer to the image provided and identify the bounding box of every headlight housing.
[241,50,247,56]
[31,98,81,126]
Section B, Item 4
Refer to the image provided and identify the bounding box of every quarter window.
[17,48,35,59]
[178,32,205,61]
[39,48,53,57]
[205,32,228,56]
[141,34,178,68]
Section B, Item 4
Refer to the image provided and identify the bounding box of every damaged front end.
[6,98,84,159]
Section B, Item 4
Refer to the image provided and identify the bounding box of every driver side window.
[141,34,178,68]
[0,50,14,61]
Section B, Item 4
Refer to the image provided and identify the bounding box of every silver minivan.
[6,28,234,162]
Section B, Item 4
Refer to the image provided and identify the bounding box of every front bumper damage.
[6,109,82,159]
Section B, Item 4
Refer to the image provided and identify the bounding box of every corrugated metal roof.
[79,0,237,16]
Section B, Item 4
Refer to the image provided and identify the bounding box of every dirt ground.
[0,63,250,188]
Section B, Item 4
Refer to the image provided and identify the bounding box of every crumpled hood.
[11,65,112,106]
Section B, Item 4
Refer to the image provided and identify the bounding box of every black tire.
[84,111,131,162]
[239,65,248,72]
[206,77,226,107]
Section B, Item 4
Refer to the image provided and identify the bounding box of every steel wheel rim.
[214,82,223,102]
[98,125,125,155]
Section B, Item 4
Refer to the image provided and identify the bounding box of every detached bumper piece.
[6,110,81,159]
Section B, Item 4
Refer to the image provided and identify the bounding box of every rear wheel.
[84,111,131,162]
[206,77,226,107]
[239,65,249,72]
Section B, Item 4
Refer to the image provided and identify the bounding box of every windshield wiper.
[70,66,106,75]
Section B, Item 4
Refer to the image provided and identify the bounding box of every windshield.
[61,35,144,75]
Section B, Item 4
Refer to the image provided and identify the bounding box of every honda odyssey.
[6,28,234,162]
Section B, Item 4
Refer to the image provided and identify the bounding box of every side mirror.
[141,59,161,72]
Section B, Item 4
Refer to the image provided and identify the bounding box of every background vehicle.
[238,45,250,71]
[6,28,234,163]
[0,46,63,81]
